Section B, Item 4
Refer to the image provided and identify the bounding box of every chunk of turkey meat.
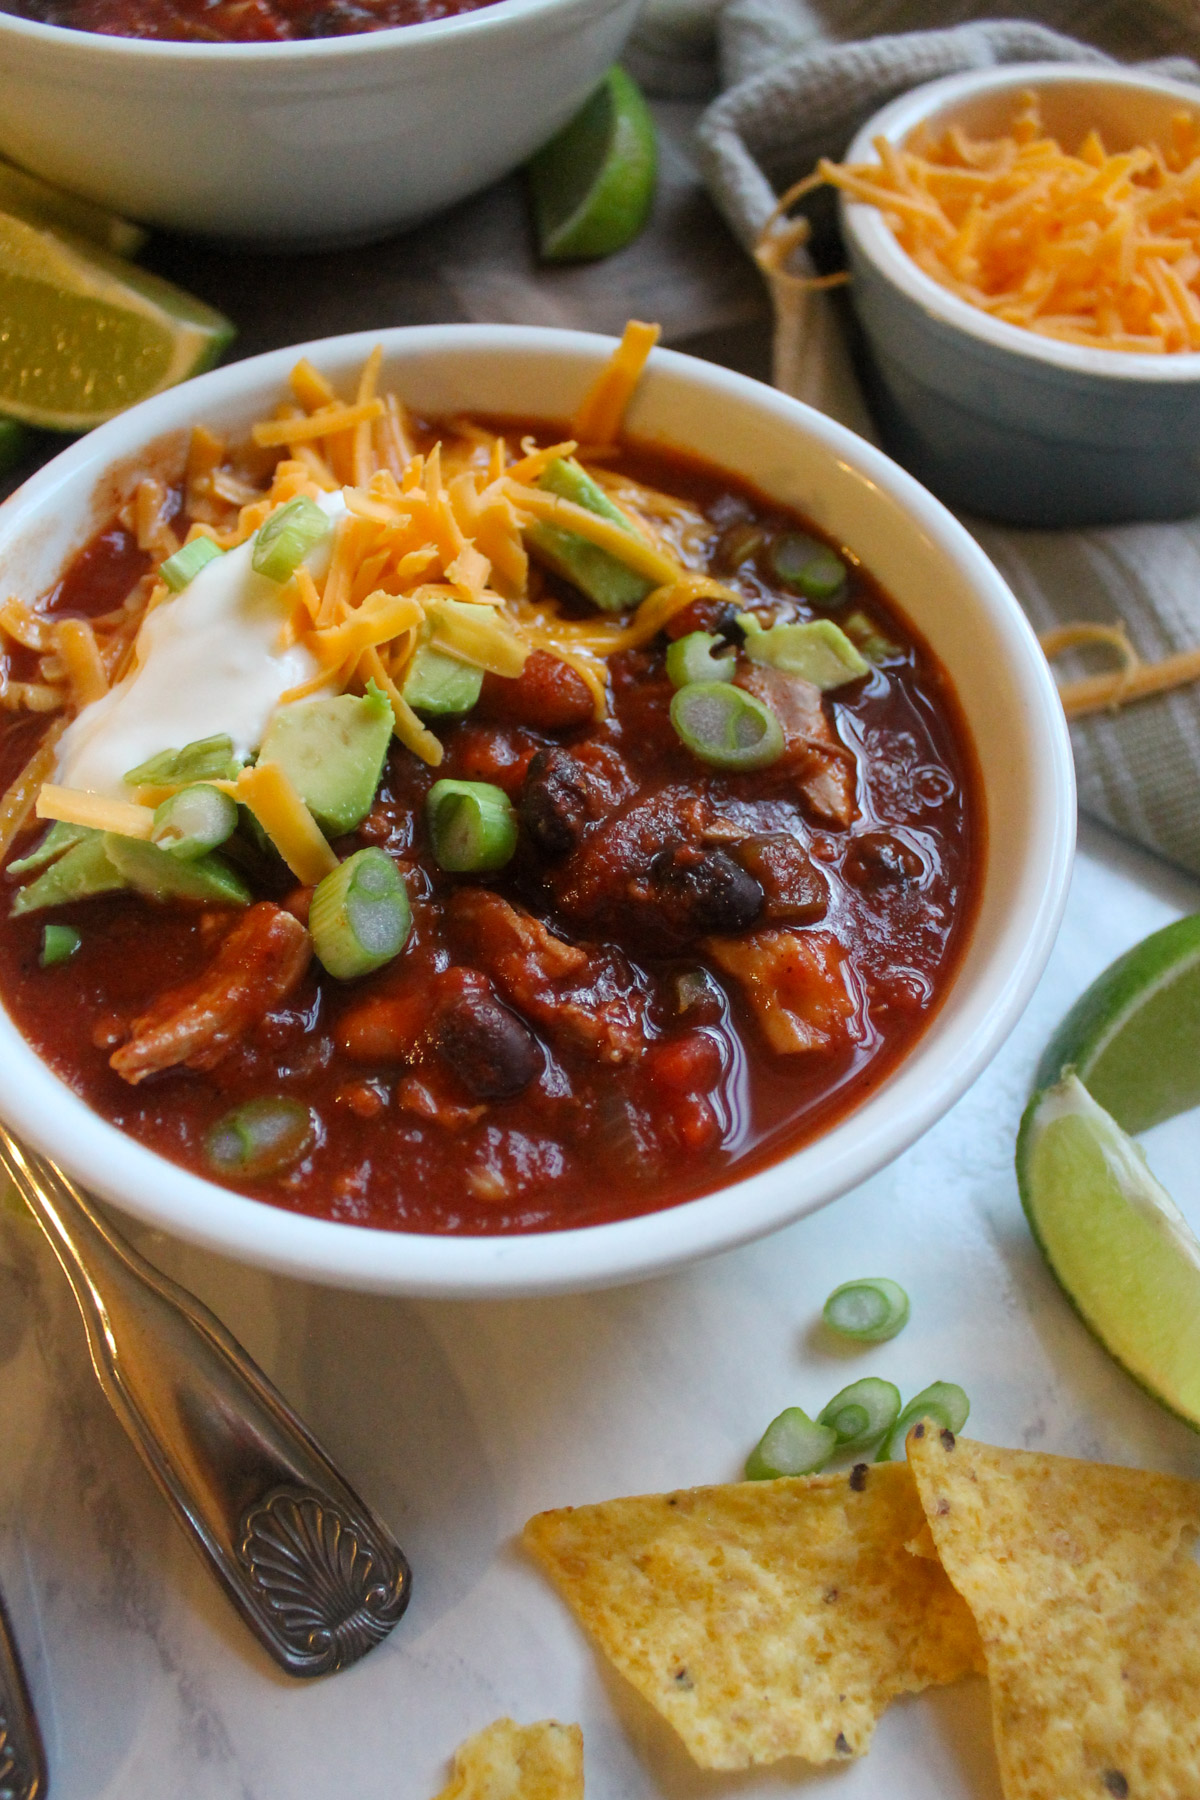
[736,663,858,828]
[704,928,860,1055]
[110,903,312,1084]
[449,888,648,1064]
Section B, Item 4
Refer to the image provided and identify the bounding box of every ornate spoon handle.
[0,1589,45,1800]
[0,1127,411,1678]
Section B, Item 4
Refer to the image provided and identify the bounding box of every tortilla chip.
[523,1463,984,1769]
[908,1425,1200,1800]
[433,1719,583,1800]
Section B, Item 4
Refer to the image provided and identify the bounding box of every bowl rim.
[841,61,1200,384]
[0,323,1076,1296]
[0,0,589,60]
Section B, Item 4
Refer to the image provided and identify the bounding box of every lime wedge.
[527,65,657,263]
[0,213,234,431]
[0,157,147,258]
[1017,1073,1200,1427]
[1035,912,1200,1132]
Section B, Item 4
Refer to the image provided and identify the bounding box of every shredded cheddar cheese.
[782,94,1200,352]
[572,320,661,441]
[232,762,337,885]
[36,784,154,838]
[1039,622,1200,719]
[53,619,108,710]
[0,718,67,859]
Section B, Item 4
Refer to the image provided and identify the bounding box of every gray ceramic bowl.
[840,64,1200,527]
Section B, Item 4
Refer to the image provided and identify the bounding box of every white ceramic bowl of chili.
[839,64,1200,526]
[0,0,638,245]
[0,325,1075,1295]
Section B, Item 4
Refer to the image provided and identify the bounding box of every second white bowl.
[0,0,638,244]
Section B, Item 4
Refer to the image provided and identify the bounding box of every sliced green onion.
[670,680,784,772]
[252,496,332,584]
[39,922,81,967]
[767,531,847,603]
[745,1407,838,1480]
[151,784,239,860]
[427,779,518,873]
[205,1096,317,1181]
[665,630,737,690]
[159,535,223,593]
[817,1378,901,1451]
[823,1277,910,1343]
[878,1382,971,1462]
[310,847,411,980]
[124,734,240,788]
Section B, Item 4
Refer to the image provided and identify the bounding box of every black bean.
[649,844,764,937]
[434,991,541,1100]
[519,748,591,860]
[843,830,925,890]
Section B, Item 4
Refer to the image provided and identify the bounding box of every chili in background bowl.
[839,65,1200,527]
[0,326,1074,1294]
[0,0,638,245]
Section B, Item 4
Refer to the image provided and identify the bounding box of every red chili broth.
[0,436,983,1235]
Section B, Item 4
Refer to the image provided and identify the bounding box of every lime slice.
[0,213,234,431]
[527,65,657,263]
[1017,1073,1200,1427]
[1035,912,1200,1132]
[0,157,147,258]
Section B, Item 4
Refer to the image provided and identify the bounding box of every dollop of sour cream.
[56,491,347,801]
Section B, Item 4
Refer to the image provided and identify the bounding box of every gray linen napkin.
[674,8,1200,880]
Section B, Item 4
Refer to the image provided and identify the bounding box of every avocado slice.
[259,682,394,836]
[528,457,654,614]
[401,643,484,717]
[103,835,251,907]
[8,817,89,876]
[738,616,870,691]
[10,831,126,915]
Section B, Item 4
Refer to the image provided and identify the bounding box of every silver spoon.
[0,1125,411,1679]
[0,1586,45,1800]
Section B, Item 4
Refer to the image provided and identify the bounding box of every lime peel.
[528,65,657,263]
[1034,911,1200,1133]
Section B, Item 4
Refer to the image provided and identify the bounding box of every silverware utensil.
[0,1125,411,1679]
[0,1585,45,1800]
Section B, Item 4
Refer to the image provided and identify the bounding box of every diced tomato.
[644,1031,723,1095]
[477,651,594,732]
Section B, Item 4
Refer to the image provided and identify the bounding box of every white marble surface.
[4,814,1200,1800]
